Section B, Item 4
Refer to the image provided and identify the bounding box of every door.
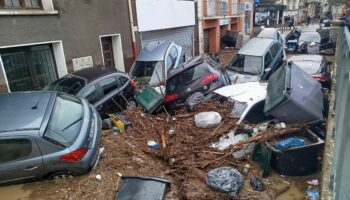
[101,37,115,67]
[0,44,58,92]
[0,137,44,184]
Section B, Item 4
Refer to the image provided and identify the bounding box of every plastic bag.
[274,137,307,150]
[250,176,265,191]
[185,92,204,112]
[205,167,243,198]
[194,111,222,128]
[306,189,319,200]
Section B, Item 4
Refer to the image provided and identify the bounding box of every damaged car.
[0,91,102,185]
[226,38,283,84]
[287,55,331,89]
[164,54,230,110]
[44,66,136,118]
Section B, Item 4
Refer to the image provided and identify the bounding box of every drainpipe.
[128,0,137,59]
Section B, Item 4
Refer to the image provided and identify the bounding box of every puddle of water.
[276,180,306,200]
[0,184,31,200]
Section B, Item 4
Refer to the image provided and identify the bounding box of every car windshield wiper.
[61,117,83,131]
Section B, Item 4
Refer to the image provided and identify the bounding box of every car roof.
[214,82,267,104]
[136,41,172,61]
[71,66,119,83]
[257,28,278,39]
[0,91,55,133]
[288,55,323,63]
[238,38,275,56]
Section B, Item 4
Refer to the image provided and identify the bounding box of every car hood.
[214,82,267,103]
[228,72,261,84]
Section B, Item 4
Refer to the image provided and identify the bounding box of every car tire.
[126,99,137,110]
[47,171,75,180]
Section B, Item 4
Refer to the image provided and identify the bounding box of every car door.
[0,135,44,184]
[95,76,124,116]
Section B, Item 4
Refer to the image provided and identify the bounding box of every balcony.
[203,0,245,18]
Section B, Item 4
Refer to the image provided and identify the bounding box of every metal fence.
[325,27,350,200]
[203,0,244,17]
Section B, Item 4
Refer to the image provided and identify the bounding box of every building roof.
[0,91,55,133]
[72,66,118,83]
[238,38,274,57]
[136,41,172,61]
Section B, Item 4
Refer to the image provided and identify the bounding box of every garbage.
[185,92,204,112]
[273,137,307,150]
[95,174,102,181]
[113,126,121,134]
[233,142,256,159]
[147,141,160,150]
[168,127,175,135]
[102,118,113,129]
[275,122,286,130]
[243,163,251,174]
[205,167,243,198]
[250,176,265,191]
[211,131,248,150]
[114,113,132,129]
[116,176,170,200]
[134,86,164,114]
[306,189,319,200]
[194,111,222,128]
[109,114,125,132]
[307,179,319,186]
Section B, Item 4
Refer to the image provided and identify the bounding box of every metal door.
[101,37,115,67]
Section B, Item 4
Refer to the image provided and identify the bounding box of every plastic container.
[265,129,324,176]
[264,62,324,123]
[134,86,163,114]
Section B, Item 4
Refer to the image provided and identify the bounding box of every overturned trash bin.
[264,62,324,123]
[116,176,170,200]
[265,129,324,176]
[206,167,243,198]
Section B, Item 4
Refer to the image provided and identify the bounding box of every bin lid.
[264,62,291,113]
[134,86,164,113]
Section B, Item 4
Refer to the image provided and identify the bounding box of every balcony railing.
[203,0,244,18]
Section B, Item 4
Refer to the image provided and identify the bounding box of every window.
[1,0,41,8]
[130,61,164,86]
[119,76,129,86]
[44,94,83,147]
[99,77,120,95]
[264,53,273,68]
[44,76,85,95]
[270,43,280,56]
[82,85,101,104]
[228,54,263,75]
[0,139,32,163]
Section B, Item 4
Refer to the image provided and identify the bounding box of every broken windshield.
[228,54,263,75]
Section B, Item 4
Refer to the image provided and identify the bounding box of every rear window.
[293,61,322,75]
[0,139,32,163]
[299,33,321,43]
[228,54,263,75]
[45,76,85,95]
[166,63,209,93]
[44,94,83,147]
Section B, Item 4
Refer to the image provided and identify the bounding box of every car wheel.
[47,171,75,180]
[126,100,137,110]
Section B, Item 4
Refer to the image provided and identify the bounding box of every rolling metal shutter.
[141,26,194,59]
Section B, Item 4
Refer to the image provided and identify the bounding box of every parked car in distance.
[299,31,321,54]
[287,55,331,89]
[44,66,136,118]
[164,54,230,110]
[0,91,102,185]
[129,41,185,94]
[226,38,283,84]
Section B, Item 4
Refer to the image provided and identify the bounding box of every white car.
[209,82,271,150]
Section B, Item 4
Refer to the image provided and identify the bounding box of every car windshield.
[228,54,262,75]
[293,61,322,75]
[231,100,248,118]
[45,76,85,95]
[130,61,164,86]
[299,33,321,43]
[44,94,83,147]
[166,63,209,93]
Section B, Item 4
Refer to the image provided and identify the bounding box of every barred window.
[1,0,41,8]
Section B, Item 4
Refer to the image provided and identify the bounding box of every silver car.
[0,91,102,185]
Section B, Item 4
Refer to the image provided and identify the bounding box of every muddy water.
[0,184,31,200]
